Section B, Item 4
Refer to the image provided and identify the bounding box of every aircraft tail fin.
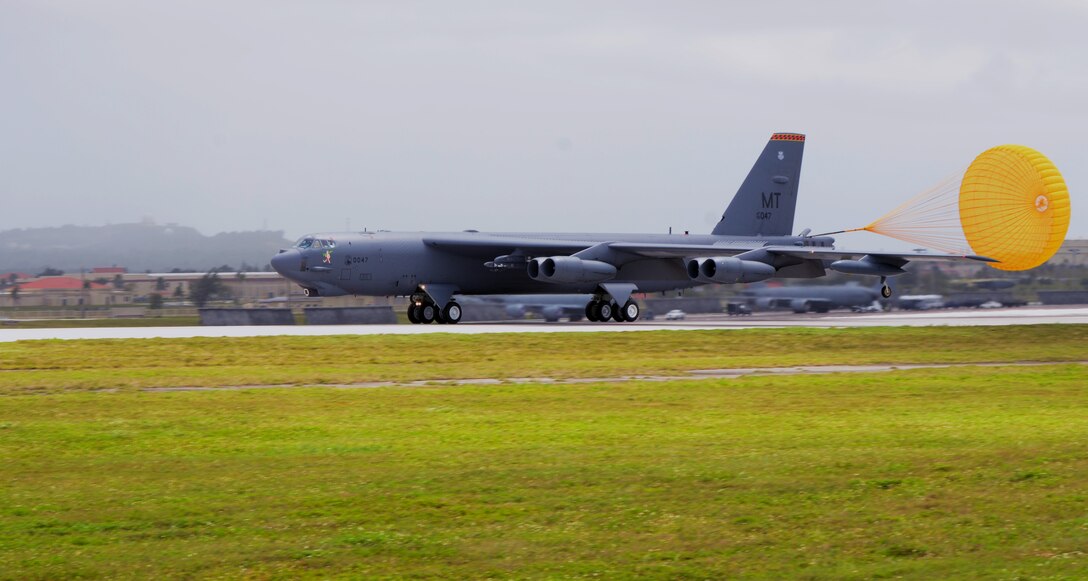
[712,133,805,237]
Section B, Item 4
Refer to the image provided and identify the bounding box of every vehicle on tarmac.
[726,303,752,316]
[664,309,687,320]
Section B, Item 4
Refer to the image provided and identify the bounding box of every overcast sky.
[2,1,1085,248]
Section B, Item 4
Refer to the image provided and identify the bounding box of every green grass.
[1,325,1085,394]
[1,327,1086,578]
[2,366,1087,578]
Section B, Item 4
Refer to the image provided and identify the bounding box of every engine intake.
[686,257,775,284]
[528,256,617,284]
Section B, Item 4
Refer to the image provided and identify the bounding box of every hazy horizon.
[3,2,1085,245]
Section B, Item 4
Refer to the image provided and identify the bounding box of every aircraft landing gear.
[583,297,640,323]
[442,302,462,324]
[597,301,614,321]
[585,302,599,322]
[406,295,462,325]
[418,303,436,324]
[880,276,892,298]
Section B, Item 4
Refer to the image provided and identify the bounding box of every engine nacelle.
[541,306,563,322]
[527,256,617,284]
[790,299,812,313]
[686,257,775,284]
[505,305,527,319]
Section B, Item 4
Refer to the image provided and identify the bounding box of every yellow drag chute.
[959,145,1070,271]
[857,143,1070,270]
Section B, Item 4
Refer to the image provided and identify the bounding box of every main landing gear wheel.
[597,301,613,321]
[585,301,599,322]
[418,303,436,324]
[621,300,640,322]
[442,302,462,324]
[611,302,625,322]
[407,304,420,324]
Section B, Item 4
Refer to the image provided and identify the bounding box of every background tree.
[37,267,64,277]
[148,293,164,309]
[189,272,229,307]
[155,277,167,291]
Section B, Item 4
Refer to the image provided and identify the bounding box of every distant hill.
[0,223,293,273]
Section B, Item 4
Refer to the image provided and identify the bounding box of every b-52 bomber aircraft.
[271,133,994,324]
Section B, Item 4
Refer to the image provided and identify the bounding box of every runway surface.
[1,306,1084,342]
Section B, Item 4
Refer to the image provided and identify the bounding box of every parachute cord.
[811,228,864,237]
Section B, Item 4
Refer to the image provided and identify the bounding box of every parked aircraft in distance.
[272,133,995,324]
[463,294,592,322]
[738,282,886,313]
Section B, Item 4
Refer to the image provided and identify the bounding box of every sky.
[2,1,1086,248]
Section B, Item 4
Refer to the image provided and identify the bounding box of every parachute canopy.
[861,144,1070,271]
[958,145,1070,271]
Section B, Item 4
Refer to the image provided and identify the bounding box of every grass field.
[1,326,1086,579]
[2,325,1086,394]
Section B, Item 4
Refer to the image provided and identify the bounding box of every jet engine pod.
[686,258,703,280]
[527,256,617,284]
[697,257,775,283]
[790,299,811,313]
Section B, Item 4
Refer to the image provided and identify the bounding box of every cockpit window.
[293,237,335,250]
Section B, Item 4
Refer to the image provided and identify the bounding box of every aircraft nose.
[271,249,300,276]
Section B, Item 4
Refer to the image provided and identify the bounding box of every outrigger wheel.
[880,277,892,299]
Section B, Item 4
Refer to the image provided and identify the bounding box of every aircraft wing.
[422,234,592,257]
[423,233,997,268]
[596,243,997,270]
[606,242,756,258]
[759,246,997,264]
